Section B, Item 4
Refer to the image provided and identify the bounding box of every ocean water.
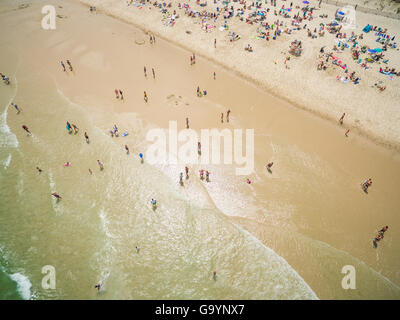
[0,58,318,299]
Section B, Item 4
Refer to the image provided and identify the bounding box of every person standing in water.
[22,125,31,135]
[97,160,104,171]
[135,246,140,253]
[94,282,102,292]
[84,132,90,143]
[61,61,66,72]
[52,192,62,200]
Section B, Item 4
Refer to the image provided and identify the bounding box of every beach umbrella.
[367,49,376,53]
[303,1,309,3]
[337,11,344,15]
[374,48,383,52]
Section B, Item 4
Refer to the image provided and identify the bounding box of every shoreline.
[78,0,400,153]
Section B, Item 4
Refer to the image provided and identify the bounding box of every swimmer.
[97,160,104,170]
[84,132,90,143]
[36,167,43,173]
[22,125,31,135]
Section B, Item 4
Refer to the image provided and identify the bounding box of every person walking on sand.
[198,142,201,155]
[185,166,189,179]
[213,270,217,280]
[144,66,147,77]
[221,113,224,123]
[227,109,231,123]
[84,132,90,143]
[205,170,210,182]
[36,167,42,173]
[213,72,216,80]
[345,129,350,137]
[89,168,93,175]
[339,113,345,125]
[11,103,21,114]
[125,144,129,154]
[144,91,148,103]
[152,68,155,79]
[97,160,104,171]
[186,117,189,129]
[115,89,119,99]
[119,90,124,100]
[214,38,217,48]
[61,61,66,72]
[179,172,184,185]
[190,56,193,65]
[66,60,73,71]
[199,169,204,180]
[267,162,274,171]
[136,246,140,253]
[22,125,31,135]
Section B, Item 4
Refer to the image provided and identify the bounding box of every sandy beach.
[0,0,399,300]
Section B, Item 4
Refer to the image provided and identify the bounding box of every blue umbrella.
[303,0,309,3]
[367,49,376,53]
[338,11,345,15]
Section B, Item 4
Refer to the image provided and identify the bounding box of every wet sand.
[0,0,399,299]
